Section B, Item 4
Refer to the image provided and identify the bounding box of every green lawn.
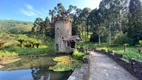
[77,42,142,60]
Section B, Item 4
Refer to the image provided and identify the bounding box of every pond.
[0,56,72,80]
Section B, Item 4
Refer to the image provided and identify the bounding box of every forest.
[29,0,142,60]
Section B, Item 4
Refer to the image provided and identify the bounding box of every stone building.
[54,16,80,53]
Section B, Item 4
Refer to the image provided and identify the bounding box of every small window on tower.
[57,28,59,30]
[62,37,64,39]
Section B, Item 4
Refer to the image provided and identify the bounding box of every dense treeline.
[32,0,142,46]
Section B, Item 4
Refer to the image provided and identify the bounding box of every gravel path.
[89,52,137,80]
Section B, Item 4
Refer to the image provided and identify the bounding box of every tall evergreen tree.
[128,0,142,45]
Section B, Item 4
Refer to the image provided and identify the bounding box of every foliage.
[31,17,53,38]
[139,40,142,46]
[90,32,99,43]
[78,42,142,60]
[17,37,25,47]
[0,51,18,57]
[80,31,92,41]
[49,3,77,18]
[74,7,91,41]
[0,20,33,33]
[99,47,142,60]
[77,41,108,48]
[0,33,55,56]
[49,56,83,71]
[112,33,133,46]
[4,42,55,56]
[127,0,142,45]
[73,49,85,60]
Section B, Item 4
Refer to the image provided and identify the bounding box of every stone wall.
[93,48,142,80]
[68,48,89,80]
[67,55,89,80]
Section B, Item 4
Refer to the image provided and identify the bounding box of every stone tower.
[54,16,79,53]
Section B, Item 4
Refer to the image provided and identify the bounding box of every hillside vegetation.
[0,20,33,33]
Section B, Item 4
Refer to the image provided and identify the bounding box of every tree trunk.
[108,25,112,46]
[120,24,123,35]
[98,24,101,46]
[98,33,101,46]
[85,25,87,41]
[20,42,23,48]
[87,20,89,41]
[119,15,123,36]
[82,25,83,41]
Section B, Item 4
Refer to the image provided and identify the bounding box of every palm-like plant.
[17,38,25,47]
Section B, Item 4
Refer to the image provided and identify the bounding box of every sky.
[0,0,101,22]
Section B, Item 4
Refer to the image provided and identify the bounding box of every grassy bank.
[77,42,142,60]
[0,42,55,57]
[49,49,85,72]
[0,33,55,57]
[49,56,83,72]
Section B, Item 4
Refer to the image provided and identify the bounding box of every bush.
[49,56,83,71]
[0,51,18,57]
[139,40,142,46]
[112,33,133,46]
[90,32,98,42]
[73,49,85,60]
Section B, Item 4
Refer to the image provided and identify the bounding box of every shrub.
[112,33,133,46]
[49,56,82,71]
[17,38,25,47]
[139,40,142,46]
[73,49,85,60]
[0,51,18,57]
[25,38,42,48]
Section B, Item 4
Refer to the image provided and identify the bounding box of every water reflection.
[0,56,72,80]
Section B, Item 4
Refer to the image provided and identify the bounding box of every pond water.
[0,56,72,80]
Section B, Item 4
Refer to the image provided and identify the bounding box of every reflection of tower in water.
[31,65,50,80]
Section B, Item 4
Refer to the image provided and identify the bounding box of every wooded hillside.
[0,20,33,33]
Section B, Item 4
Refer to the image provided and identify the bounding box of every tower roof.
[63,35,80,42]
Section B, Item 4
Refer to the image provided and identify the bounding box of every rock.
[114,53,123,58]
[83,55,89,63]
[78,47,85,53]
[68,76,76,80]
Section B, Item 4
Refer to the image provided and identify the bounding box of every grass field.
[77,42,142,60]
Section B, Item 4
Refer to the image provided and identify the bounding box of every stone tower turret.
[54,16,79,53]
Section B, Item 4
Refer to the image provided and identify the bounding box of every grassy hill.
[0,20,33,33]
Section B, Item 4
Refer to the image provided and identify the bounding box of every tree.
[49,3,77,19]
[77,7,91,41]
[44,17,52,37]
[32,17,43,33]
[17,38,25,47]
[49,3,77,38]
[72,8,82,35]
[128,0,142,45]
[99,0,128,45]
[31,16,54,38]
[88,9,103,45]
